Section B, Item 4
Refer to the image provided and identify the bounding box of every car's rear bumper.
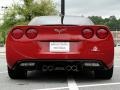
[6,49,114,69]
[6,40,114,70]
[6,46,114,70]
[12,60,109,71]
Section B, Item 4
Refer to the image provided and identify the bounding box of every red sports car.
[6,16,114,79]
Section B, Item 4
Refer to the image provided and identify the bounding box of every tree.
[89,16,120,31]
[105,16,119,29]
[0,0,57,44]
[0,0,57,31]
[89,16,104,25]
[15,0,57,21]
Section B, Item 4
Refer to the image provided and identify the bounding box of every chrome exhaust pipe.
[71,65,78,72]
[42,65,48,72]
[48,66,54,71]
[65,65,72,71]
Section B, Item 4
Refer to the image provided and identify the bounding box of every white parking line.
[67,76,79,90]
[77,82,120,88]
[34,82,120,90]
[34,86,68,90]
[34,76,79,90]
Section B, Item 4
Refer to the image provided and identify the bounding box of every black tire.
[94,67,113,79]
[8,67,27,79]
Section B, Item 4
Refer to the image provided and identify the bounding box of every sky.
[0,0,120,18]
[0,0,20,14]
[55,0,120,18]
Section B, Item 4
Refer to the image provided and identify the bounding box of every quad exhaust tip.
[42,65,78,72]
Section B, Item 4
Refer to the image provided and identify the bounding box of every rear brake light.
[26,29,38,39]
[11,29,24,39]
[82,28,94,39]
[96,29,108,39]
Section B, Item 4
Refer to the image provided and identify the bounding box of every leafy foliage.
[0,0,57,44]
[0,0,57,31]
[89,16,120,30]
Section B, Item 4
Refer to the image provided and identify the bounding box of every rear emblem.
[91,46,99,52]
[54,29,66,34]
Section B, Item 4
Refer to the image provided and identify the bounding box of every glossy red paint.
[6,25,114,69]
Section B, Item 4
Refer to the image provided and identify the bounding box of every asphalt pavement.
[0,46,120,90]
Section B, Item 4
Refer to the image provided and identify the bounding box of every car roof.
[28,16,94,26]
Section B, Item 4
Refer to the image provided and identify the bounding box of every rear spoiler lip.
[11,25,109,28]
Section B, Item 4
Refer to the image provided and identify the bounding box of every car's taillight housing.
[96,29,108,39]
[11,29,24,39]
[26,29,38,39]
[82,28,94,39]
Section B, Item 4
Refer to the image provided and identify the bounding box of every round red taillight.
[11,29,24,39]
[26,29,38,39]
[82,28,94,39]
[96,29,108,39]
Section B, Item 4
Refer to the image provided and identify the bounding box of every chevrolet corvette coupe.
[6,16,114,79]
